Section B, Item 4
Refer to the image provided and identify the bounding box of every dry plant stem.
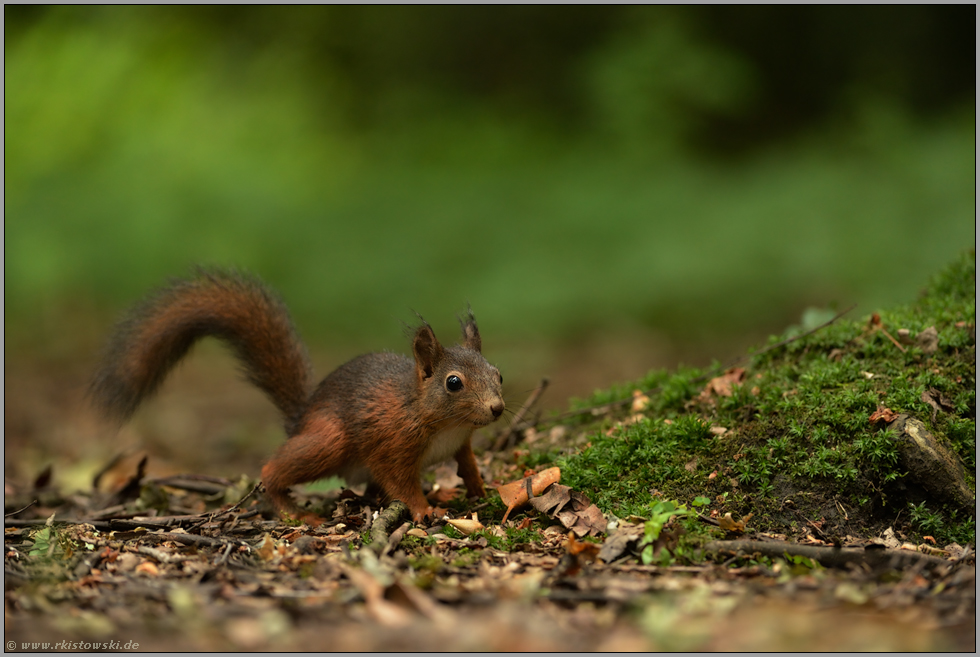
[707,539,951,570]
[877,326,908,353]
[370,501,411,555]
[694,512,721,527]
[192,480,263,528]
[4,500,37,518]
[493,377,550,451]
[723,303,858,368]
[141,532,244,549]
[544,304,857,424]
[382,522,411,557]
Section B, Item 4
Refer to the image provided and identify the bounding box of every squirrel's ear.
[412,323,444,379]
[459,308,482,353]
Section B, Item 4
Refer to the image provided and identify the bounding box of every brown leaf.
[921,388,954,422]
[257,533,277,562]
[698,368,746,404]
[916,326,939,354]
[566,531,601,559]
[445,517,485,536]
[556,490,606,537]
[869,405,899,425]
[597,523,644,563]
[496,467,561,524]
[630,389,651,412]
[718,512,753,534]
[135,561,159,576]
[528,483,572,515]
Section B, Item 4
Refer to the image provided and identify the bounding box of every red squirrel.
[89,269,505,522]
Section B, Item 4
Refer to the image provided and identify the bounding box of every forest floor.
[4,253,975,651]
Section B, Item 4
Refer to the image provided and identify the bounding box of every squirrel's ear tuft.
[459,307,482,353]
[412,322,444,379]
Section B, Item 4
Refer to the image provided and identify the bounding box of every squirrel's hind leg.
[260,418,351,524]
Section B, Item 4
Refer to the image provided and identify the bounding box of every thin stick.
[544,304,857,424]
[4,500,37,518]
[493,378,550,451]
[186,480,263,531]
[722,303,858,368]
[878,326,908,353]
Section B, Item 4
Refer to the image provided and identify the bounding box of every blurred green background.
[5,6,975,396]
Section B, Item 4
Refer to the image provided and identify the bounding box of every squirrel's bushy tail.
[90,268,313,433]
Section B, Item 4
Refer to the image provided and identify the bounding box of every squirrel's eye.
[498,372,503,384]
[446,375,463,392]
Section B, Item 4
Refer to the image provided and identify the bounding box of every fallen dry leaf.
[869,406,899,425]
[698,368,746,404]
[597,523,644,563]
[135,561,159,576]
[920,388,954,422]
[528,483,572,515]
[513,481,606,537]
[557,531,602,576]
[496,467,561,524]
[718,512,753,534]
[445,517,485,536]
[630,389,650,413]
[916,326,939,354]
[257,533,278,562]
[556,491,606,537]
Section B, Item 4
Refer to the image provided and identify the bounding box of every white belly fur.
[422,425,474,469]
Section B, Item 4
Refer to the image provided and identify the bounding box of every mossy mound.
[548,250,975,546]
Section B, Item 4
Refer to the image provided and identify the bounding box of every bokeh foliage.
[5,6,975,353]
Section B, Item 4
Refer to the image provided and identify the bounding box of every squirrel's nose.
[490,401,505,418]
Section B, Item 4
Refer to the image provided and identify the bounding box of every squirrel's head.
[412,311,505,427]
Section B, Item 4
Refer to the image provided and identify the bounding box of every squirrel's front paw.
[413,506,449,523]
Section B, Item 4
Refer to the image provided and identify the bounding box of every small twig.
[879,327,908,353]
[213,481,262,519]
[179,481,263,533]
[141,532,238,549]
[370,501,411,555]
[148,476,230,496]
[952,545,974,565]
[135,545,185,564]
[538,304,857,426]
[723,303,859,368]
[706,539,950,570]
[4,500,37,518]
[493,378,550,452]
[215,543,235,566]
[791,508,830,543]
[382,522,411,557]
[695,512,720,527]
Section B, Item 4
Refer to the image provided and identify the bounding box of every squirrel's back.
[90,269,313,433]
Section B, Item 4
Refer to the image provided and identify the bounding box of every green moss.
[550,251,976,545]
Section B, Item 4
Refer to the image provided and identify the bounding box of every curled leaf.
[496,467,561,524]
[445,518,485,536]
[869,405,899,425]
[718,512,753,534]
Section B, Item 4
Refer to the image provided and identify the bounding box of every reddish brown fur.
[91,269,505,523]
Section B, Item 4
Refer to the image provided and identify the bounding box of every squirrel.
[89,268,505,523]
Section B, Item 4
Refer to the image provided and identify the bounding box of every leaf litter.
[4,253,976,651]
